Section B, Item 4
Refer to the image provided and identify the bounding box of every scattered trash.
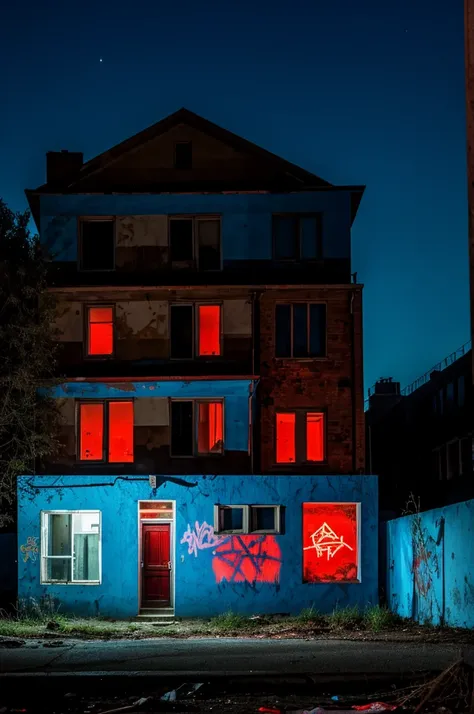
[64,693,77,699]
[258,708,282,714]
[353,704,397,712]
[332,696,339,702]
[161,682,204,701]
[288,708,326,714]
[98,697,150,714]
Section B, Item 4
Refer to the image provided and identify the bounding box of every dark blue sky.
[1,0,468,394]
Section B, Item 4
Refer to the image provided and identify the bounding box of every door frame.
[137,500,176,612]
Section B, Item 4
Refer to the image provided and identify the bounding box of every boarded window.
[303,503,359,583]
[87,307,114,356]
[108,401,134,463]
[198,305,221,356]
[170,219,193,262]
[197,401,223,454]
[273,214,322,261]
[174,141,192,169]
[171,401,193,456]
[79,401,133,463]
[170,305,193,359]
[80,220,114,271]
[79,403,104,461]
[276,412,295,463]
[275,303,326,358]
[276,411,325,465]
[197,219,221,270]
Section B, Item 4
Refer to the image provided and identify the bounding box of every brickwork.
[258,286,364,474]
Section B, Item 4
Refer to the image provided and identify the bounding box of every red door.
[141,524,171,607]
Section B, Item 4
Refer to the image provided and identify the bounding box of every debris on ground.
[353,704,397,712]
[161,683,205,701]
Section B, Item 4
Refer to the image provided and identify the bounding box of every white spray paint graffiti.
[180,521,227,557]
[303,522,353,560]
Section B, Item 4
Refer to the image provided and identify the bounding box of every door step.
[134,608,175,624]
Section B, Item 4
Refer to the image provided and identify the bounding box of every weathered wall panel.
[18,473,378,618]
[386,499,474,628]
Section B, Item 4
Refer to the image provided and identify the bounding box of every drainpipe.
[350,292,358,474]
[249,379,260,475]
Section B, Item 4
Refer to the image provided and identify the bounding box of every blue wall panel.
[386,500,474,628]
[40,192,351,262]
[18,474,378,618]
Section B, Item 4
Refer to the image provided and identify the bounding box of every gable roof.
[25,107,365,226]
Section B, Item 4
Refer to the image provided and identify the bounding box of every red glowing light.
[213,535,281,583]
[108,401,134,463]
[80,403,104,460]
[198,401,223,454]
[88,307,113,356]
[198,305,221,356]
[306,412,325,461]
[303,503,359,582]
[276,412,295,463]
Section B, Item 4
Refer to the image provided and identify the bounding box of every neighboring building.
[366,343,473,518]
[465,0,474,380]
[18,108,377,618]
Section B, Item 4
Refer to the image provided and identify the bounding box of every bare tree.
[0,199,61,528]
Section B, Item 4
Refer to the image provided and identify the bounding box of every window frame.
[275,302,327,359]
[274,408,327,466]
[168,215,222,270]
[40,510,102,585]
[78,216,116,272]
[76,399,134,464]
[169,398,225,458]
[214,504,282,535]
[85,304,115,359]
[272,213,323,262]
[169,302,223,360]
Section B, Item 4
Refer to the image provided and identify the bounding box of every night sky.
[1,0,468,395]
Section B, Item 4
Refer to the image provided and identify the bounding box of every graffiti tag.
[304,522,353,560]
[181,521,227,558]
[213,535,282,584]
[20,536,39,563]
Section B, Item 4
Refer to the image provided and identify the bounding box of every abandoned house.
[18,108,378,617]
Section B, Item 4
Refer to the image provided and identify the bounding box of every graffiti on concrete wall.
[180,521,226,557]
[213,535,281,584]
[20,536,39,563]
[303,503,358,583]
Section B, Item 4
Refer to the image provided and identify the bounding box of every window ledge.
[41,581,101,586]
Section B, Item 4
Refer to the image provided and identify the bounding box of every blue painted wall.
[48,379,253,453]
[386,499,474,629]
[39,192,351,262]
[18,474,378,618]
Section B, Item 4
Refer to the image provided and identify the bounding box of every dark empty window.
[446,382,454,408]
[458,375,465,407]
[171,401,193,456]
[252,506,278,532]
[197,219,221,270]
[220,507,244,532]
[275,303,326,358]
[174,142,192,169]
[170,305,193,358]
[170,219,193,262]
[273,214,322,261]
[80,220,114,270]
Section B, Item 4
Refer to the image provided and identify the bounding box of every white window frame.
[40,510,102,585]
[214,504,281,534]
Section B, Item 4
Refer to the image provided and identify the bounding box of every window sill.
[41,581,101,586]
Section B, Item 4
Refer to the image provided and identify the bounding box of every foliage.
[211,611,249,631]
[328,604,363,629]
[0,199,61,527]
[363,604,401,632]
[296,605,322,623]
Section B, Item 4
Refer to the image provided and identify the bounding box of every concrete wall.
[40,192,351,263]
[386,499,474,628]
[18,474,378,618]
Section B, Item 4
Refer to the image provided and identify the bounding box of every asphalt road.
[1,638,472,677]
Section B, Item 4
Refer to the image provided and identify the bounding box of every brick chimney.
[46,150,83,186]
[367,377,402,421]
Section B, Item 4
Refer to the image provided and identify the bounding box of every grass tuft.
[328,605,363,630]
[363,605,401,632]
[212,611,249,631]
[296,605,321,624]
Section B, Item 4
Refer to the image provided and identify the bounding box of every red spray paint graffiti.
[303,503,359,583]
[212,535,282,584]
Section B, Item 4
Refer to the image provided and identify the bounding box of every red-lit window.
[79,403,104,461]
[306,412,325,462]
[303,503,359,583]
[87,307,114,356]
[78,401,133,463]
[197,401,223,454]
[108,401,134,463]
[276,413,295,463]
[198,305,221,356]
[275,410,326,465]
